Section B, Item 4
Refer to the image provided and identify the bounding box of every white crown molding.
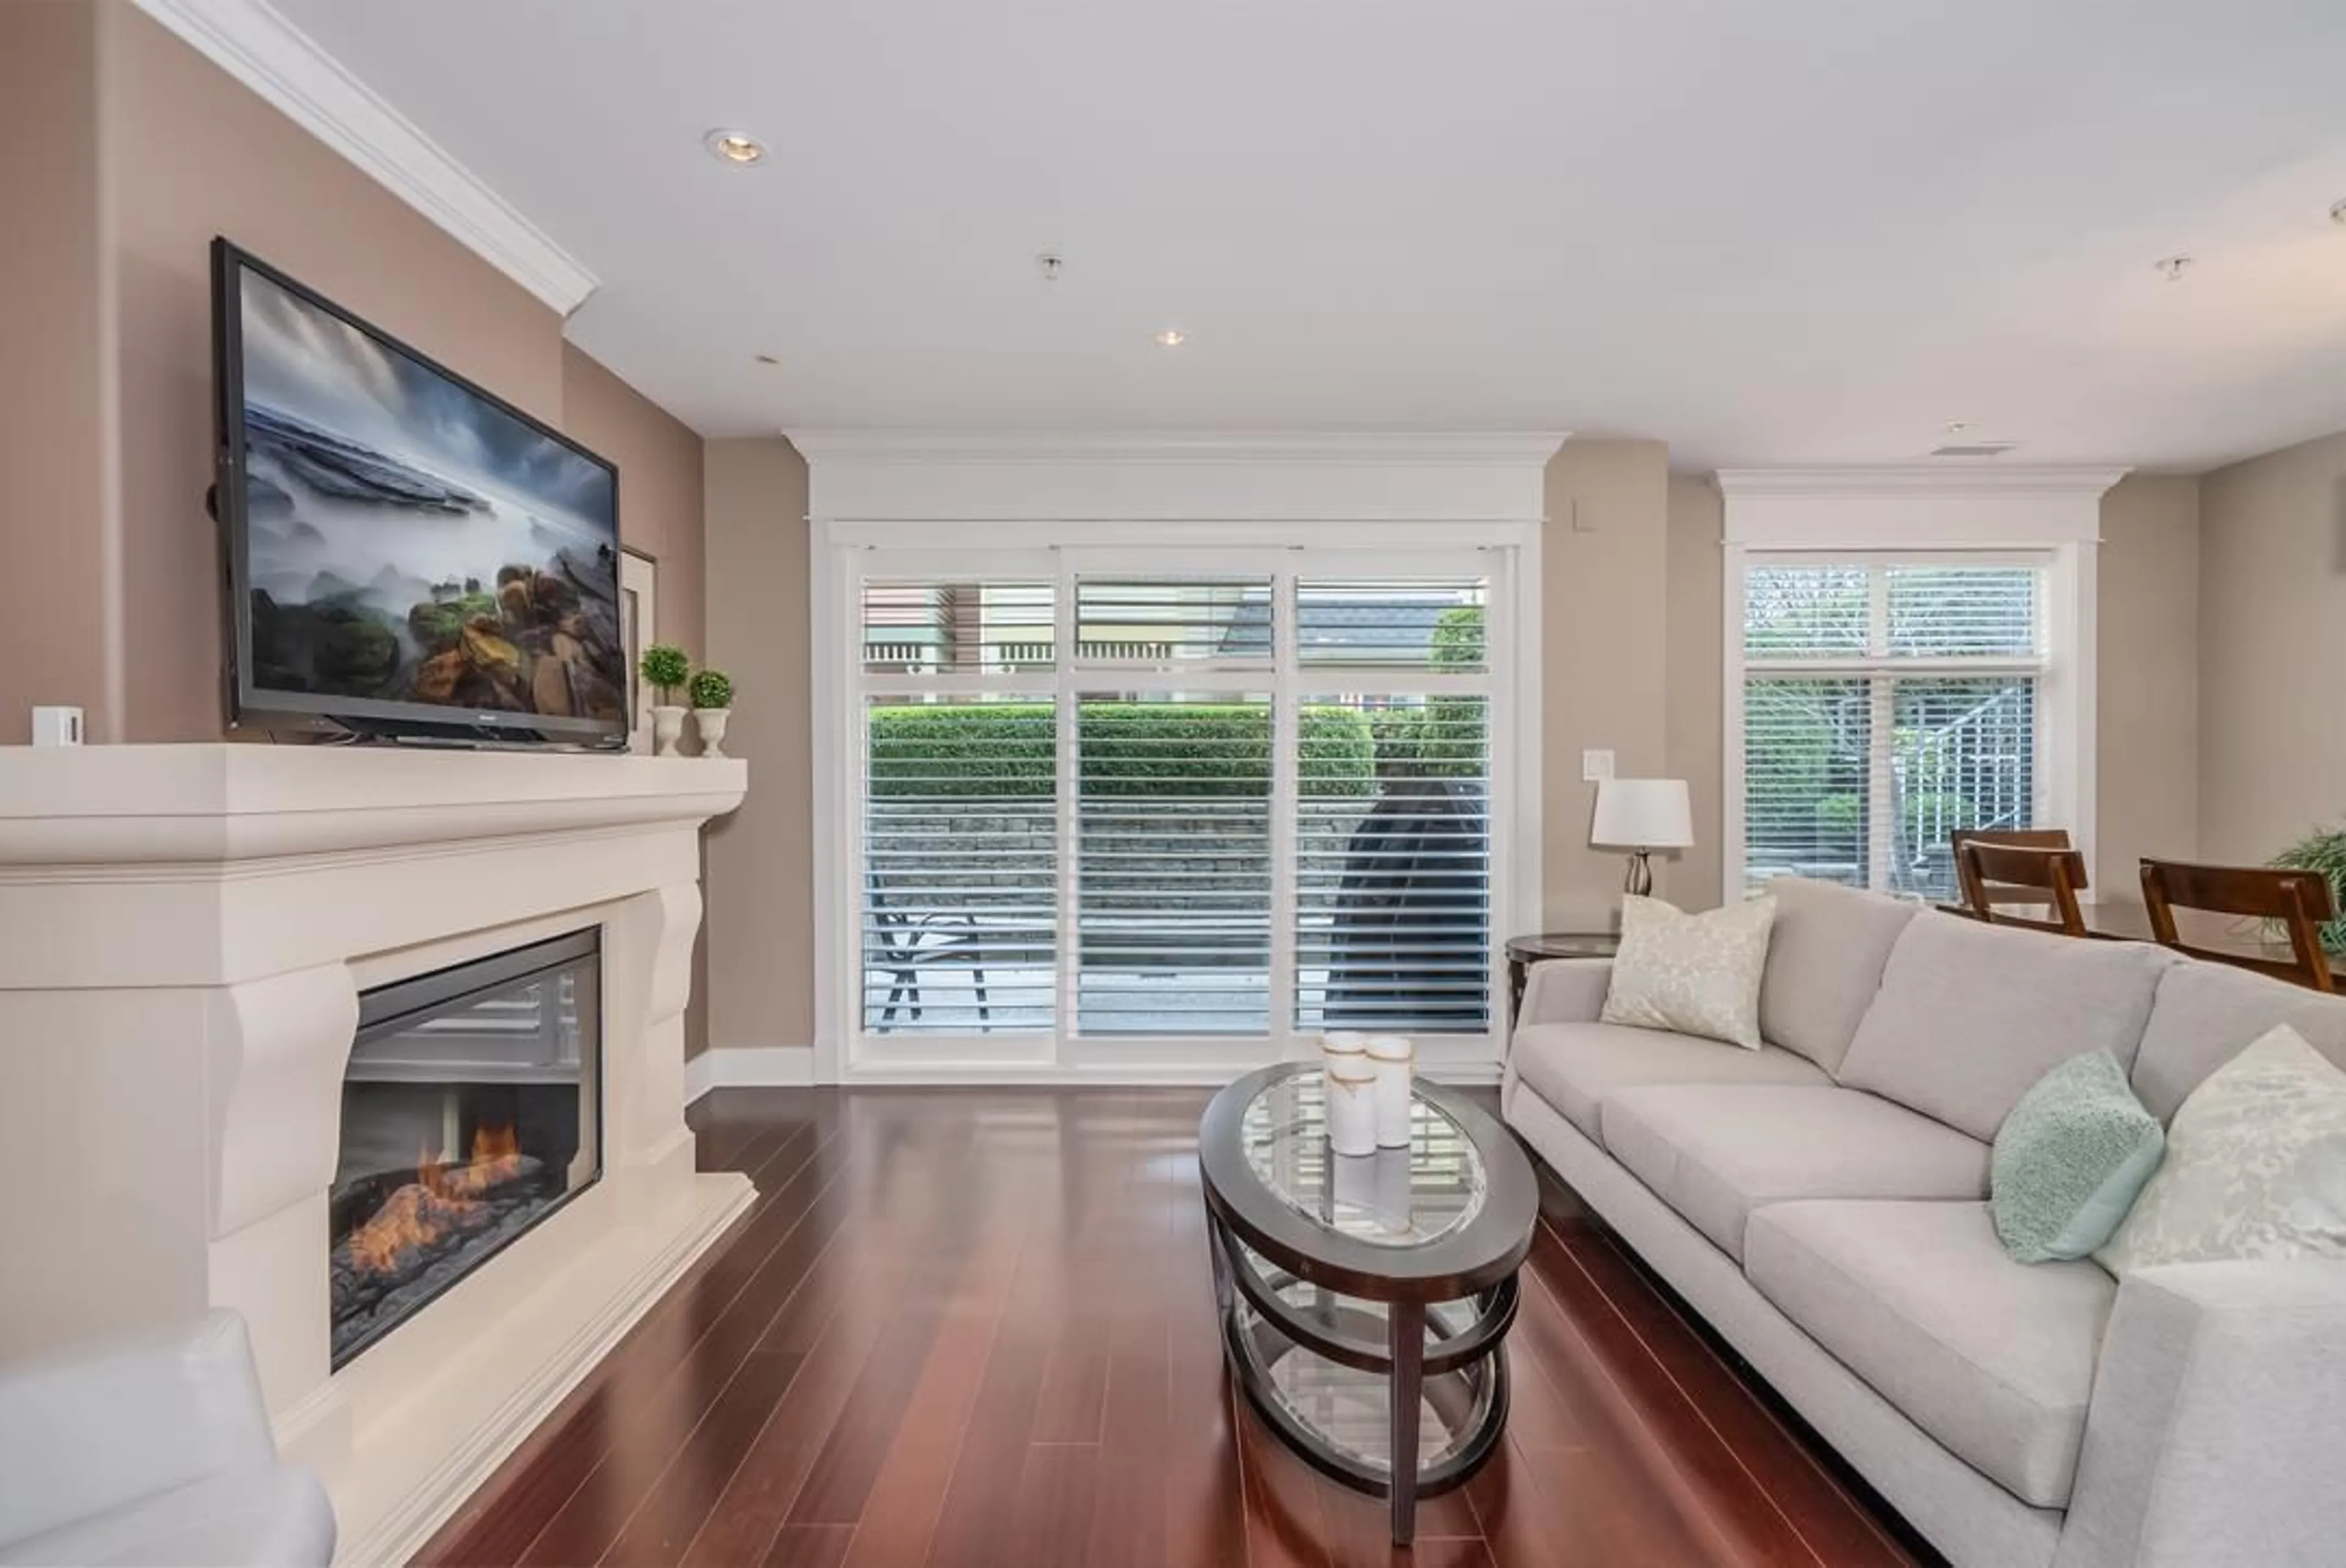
[795,430,1565,525]
[1718,468,2125,551]
[787,430,1569,466]
[128,0,598,315]
[1714,465,2130,498]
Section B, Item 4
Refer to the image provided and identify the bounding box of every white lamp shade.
[1591,778,1694,850]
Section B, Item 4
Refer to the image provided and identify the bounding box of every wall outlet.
[31,706,84,746]
[1582,748,1615,783]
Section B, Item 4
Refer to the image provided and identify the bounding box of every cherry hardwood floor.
[414,1087,1933,1568]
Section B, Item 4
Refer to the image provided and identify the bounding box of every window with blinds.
[1738,558,2045,902]
[1076,693,1273,1034]
[862,695,1058,1032]
[853,566,1499,1046]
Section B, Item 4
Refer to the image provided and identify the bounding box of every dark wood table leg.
[1388,1299,1423,1546]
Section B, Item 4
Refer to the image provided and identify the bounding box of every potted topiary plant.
[2274,823,2346,953]
[689,667,735,758]
[638,643,691,756]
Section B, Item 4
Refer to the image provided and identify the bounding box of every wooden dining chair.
[2138,858,2339,993]
[1954,837,2091,936]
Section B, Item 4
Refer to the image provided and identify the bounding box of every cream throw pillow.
[2096,1024,2346,1275]
[1599,894,1778,1051]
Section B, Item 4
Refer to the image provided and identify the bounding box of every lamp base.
[1623,850,1655,899]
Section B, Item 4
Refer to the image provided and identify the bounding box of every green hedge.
[869,702,1375,798]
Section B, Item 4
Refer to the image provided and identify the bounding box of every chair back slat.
[1954,837,2090,937]
[2138,858,2337,993]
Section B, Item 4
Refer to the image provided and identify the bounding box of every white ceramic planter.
[1325,1059,1378,1158]
[651,705,687,757]
[1367,1034,1416,1148]
[693,707,732,758]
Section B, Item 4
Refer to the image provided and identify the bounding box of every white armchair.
[0,1313,334,1567]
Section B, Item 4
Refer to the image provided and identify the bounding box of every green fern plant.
[2273,823,2346,953]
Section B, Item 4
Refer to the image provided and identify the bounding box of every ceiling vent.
[1929,441,2020,458]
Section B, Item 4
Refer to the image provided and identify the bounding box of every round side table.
[1504,931,1621,1019]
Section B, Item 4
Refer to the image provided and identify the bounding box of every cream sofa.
[0,1313,334,1567]
[1502,877,2346,1568]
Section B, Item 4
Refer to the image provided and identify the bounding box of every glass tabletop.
[1237,1070,1489,1249]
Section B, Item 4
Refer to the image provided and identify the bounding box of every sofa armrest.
[2054,1260,2346,1568]
[0,1312,279,1548]
[1517,957,1613,1029]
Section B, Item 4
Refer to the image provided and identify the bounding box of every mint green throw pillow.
[1990,1051,2166,1264]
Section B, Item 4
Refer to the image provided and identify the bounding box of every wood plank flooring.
[414,1087,1934,1568]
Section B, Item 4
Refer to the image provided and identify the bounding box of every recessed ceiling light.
[2153,253,2193,282]
[1153,329,1187,348]
[704,129,766,166]
[1943,420,1976,435]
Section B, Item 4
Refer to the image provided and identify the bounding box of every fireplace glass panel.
[331,928,601,1368]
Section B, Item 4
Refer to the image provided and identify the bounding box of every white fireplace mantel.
[0,745,751,1566]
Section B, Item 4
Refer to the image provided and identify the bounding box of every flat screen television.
[212,239,627,746]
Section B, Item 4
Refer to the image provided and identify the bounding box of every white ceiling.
[271,0,2346,470]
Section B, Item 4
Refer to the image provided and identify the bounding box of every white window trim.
[1716,467,2125,906]
[800,432,1559,1086]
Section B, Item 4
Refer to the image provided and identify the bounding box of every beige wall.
[560,343,710,1050]
[701,439,816,1059]
[2095,475,2201,897]
[1663,475,1727,908]
[560,343,705,660]
[0,2,113,743]
[1540,440,1672,928]
[104,2,565,742]
[0,7,712,749]
[2198,429,2346,862]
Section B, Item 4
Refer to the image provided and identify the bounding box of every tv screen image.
[216,242,624,742]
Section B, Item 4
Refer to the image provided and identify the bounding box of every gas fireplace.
[331,929,602,1367]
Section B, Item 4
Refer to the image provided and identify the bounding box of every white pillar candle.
[1367,1034,1416,1149]
[1321,1030,1368,1070]
[1325,1059,1378,1158]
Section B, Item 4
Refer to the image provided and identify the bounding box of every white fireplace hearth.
[0,745,750,1566]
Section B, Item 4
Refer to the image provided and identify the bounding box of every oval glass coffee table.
[1198,1063,1540,1544]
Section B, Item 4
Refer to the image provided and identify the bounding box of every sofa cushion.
[1510,1022,1830,1140]
[1989,1050,2165,1264]
[2099,1025,2346,1275]
[1838,912,2174,1140]
[2130,958,2346,1123]
[1599,1085,1989,1260]
[1600,894,1778,1049]
[1758,877,1921,1073]
[1745,1200,2114,1509]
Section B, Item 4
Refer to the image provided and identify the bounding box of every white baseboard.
[835,1060,1505,1089]
[685,1043,816,1102]
[687,1047,1500,1096]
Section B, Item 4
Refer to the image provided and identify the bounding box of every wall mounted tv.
[212,238,626,746]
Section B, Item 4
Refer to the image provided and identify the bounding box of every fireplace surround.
[334,929,604,1368]
[0,745,748,1566]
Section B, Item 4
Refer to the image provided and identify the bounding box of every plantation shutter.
[853,563,1500,1046]
[1075,693,1274,1034]
[1739,559,2046,902]
[1289,574,1491,1033]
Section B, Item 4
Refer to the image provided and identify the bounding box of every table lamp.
[1591,778,1694,898]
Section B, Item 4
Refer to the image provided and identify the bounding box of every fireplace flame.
[345,1122,522,1275]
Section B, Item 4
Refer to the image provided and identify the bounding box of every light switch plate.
[1582,748,1615,783]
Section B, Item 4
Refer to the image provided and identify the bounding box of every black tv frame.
[211,238,628,749]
